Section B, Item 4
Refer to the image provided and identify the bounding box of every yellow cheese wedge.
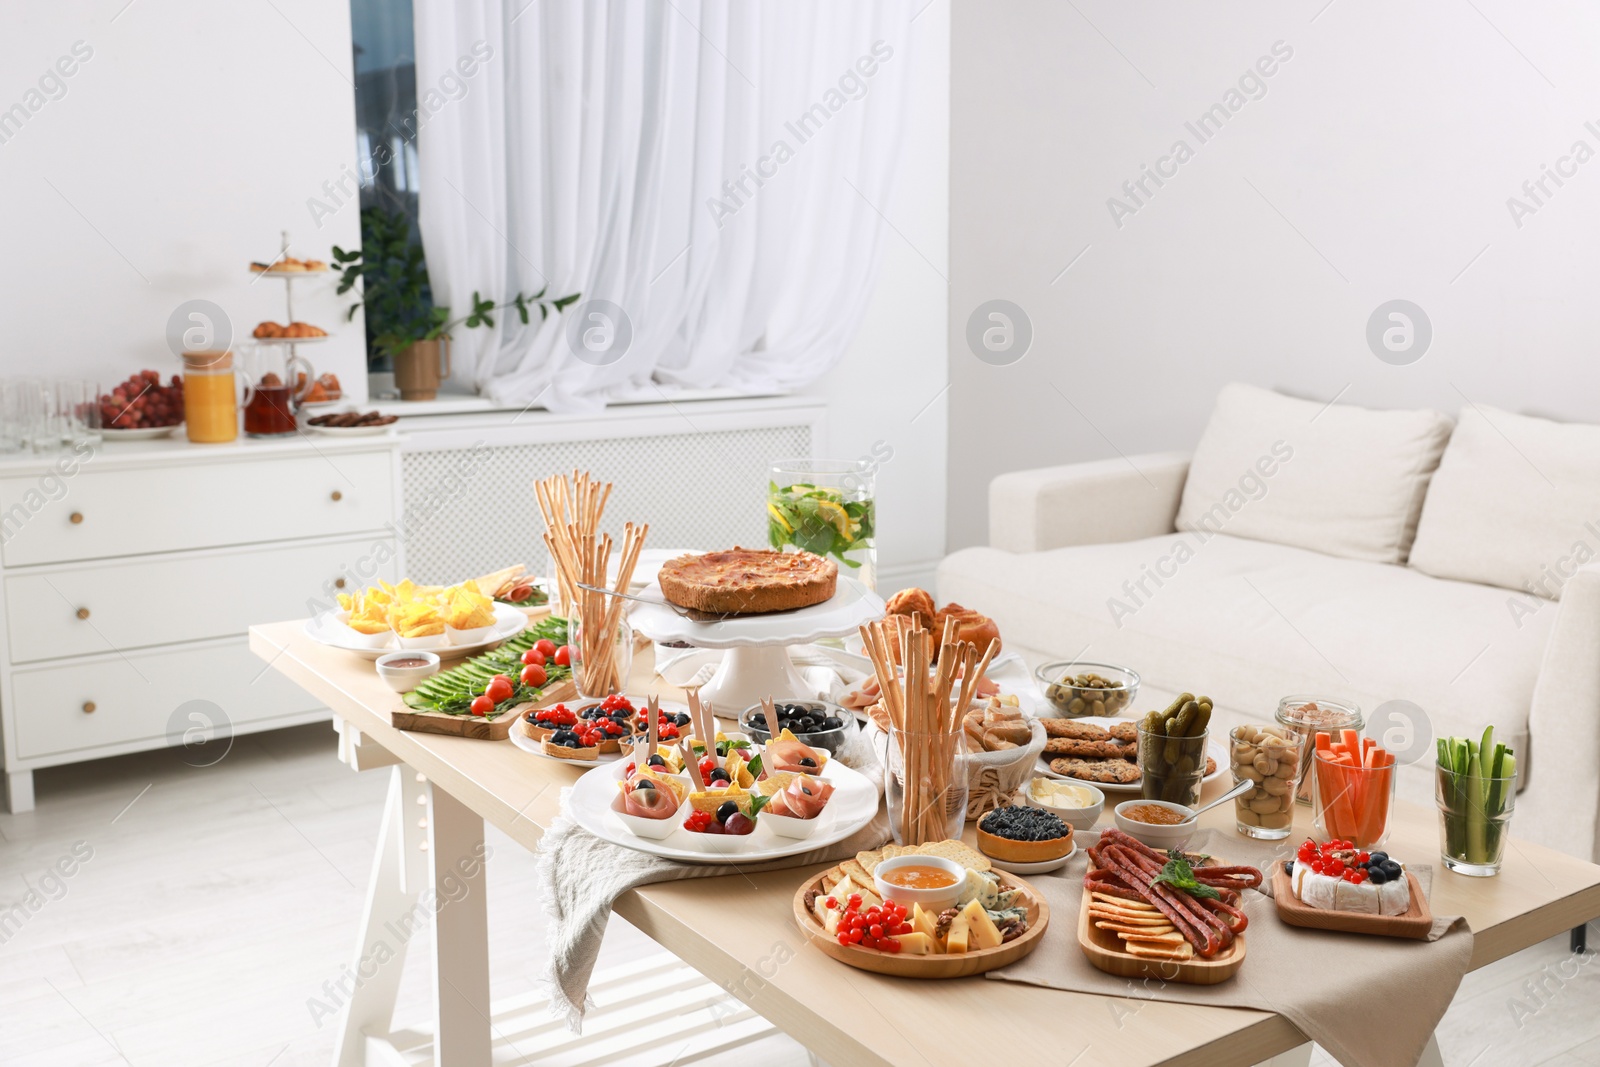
[912,903,937,940]
[896,931,936,955]
[961,899,1004,950]
[946,913,971,954]
[813,896,841,936]
[855,885,884,910]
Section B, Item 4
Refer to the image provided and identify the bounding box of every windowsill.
[364,372,788,419]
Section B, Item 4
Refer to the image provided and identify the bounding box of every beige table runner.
[988,830,1472,1067]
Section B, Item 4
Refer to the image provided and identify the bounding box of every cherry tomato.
[553,644,572,667]
[520,663,548,687]
[535,638,557,657]
[470,695,494,716]
[485,677,514,704]
[521,648,547,667]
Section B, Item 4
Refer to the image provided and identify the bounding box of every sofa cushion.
[937,534,1553,774]
[1175,384,1455,564]
[1409,405,1600,600]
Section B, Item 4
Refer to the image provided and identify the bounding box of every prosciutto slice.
[766,739,825,774]
[765,776,834,819]
[620,781,678,819]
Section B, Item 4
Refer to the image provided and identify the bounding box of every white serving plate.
[1035,717,1228,795]
[565,757,878,864]
[305,421,397,437]
[985,842,1077,875]
[302,602,526,661]
[628,576,885,649]
[99,424,182,440]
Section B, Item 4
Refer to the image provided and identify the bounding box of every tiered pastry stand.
[628,577,884,712]
[251,229,332,352]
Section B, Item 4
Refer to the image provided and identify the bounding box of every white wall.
[0,2,367,399]
[809,1,950,592]
[948,0,1600,549]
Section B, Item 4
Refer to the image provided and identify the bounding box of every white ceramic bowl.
[760,807,825,840]
[397,632,448,650]
[872,853,966,911]
[1022,777,1105,831]
[338,618,395,649]
[680,823,754,852]
[446,623,496,645]
[375,651,441,692]
[609,789,685,840]
[1113,798,1197,850]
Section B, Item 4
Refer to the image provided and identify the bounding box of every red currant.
[824,896,837,909]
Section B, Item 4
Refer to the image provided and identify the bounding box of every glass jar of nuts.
[1229,724,1300,839]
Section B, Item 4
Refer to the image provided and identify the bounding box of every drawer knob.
[82,701,96,714]
[330,490,343,502]
[76,607,90,620]
[334,577,346,589]
[70,512,84,524]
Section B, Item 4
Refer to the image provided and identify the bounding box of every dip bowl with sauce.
[1023,777,1104,831]
[1112,798,1197,851]
[375,650,441,692]
[871,854,966,911]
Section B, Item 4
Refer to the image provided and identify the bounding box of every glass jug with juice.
[182,350,239,443]
[242,343,314,437]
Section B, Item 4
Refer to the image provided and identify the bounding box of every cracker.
[1123,940,1195,960]
[860,839,989,873]
[1095,920,1177,935]
[1089,891,1159,912]
[1041,718,1111,741]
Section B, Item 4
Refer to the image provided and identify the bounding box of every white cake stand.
[628,577,884,712]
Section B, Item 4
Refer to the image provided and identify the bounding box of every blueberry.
[1370,852,1389,864]
[1383,862,1402,878]
[1285,859,1295,876]
[634,779,655,791]
[716,800,740,824]
[674,713,691,726]
[551,729,578,745]
[1368,867,1387,884]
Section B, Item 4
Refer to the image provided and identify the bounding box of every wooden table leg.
[332,766,430,1066]
[1256,1044,1312,1067]
[426,781,492,1065]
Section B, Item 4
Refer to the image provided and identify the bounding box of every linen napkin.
[535,725,889,1031]
[987,829,1473,1067]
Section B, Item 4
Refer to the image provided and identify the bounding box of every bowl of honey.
[871,854,965,911]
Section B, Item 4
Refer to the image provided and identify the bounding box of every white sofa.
[938,385,1600,863]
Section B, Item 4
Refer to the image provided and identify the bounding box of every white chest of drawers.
[0,434,403,811]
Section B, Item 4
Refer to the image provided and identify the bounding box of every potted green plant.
[332,207,579,399]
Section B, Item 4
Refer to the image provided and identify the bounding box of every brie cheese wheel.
[1378,876,1410,916]
[1302,871,1340,910]
[1334,879,1382,914]
[1291,864,1308,898]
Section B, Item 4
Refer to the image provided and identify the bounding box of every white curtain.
[413,0,917,411]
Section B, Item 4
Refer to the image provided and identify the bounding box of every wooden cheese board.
[389,678,577,740]
[1270,860,1433,939]
[792,868,1049,978]
[1076,886,1246,984]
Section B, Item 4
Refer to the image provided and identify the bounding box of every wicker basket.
[964,717,1047,820]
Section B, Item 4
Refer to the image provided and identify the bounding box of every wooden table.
[250,620,1600,1067]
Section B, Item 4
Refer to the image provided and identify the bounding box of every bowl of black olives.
[740,699,856,753]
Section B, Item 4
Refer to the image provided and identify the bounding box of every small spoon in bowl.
[1182,778,1256,820]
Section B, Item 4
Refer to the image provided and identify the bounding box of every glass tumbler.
[1228,724,1301,838]
[886,727,969,845]
[570,613,633,701]
[1139,723,1209,807]
[1313,748,1396,849]
[1436,765,1517,876]
[768,458,876,590]
[1277,695,1363,805]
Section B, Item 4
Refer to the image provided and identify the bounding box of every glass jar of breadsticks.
[860,613,998,847]
[535,470,648,700]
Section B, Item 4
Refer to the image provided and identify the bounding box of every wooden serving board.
[1271,860,1433,939]
[389,678,578,740]
[1076,888,1246,984]
[791,870,1049,978]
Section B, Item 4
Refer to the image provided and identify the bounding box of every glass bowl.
[1034,661,1140,718]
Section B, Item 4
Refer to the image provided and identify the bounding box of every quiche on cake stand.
[629,549,884,711]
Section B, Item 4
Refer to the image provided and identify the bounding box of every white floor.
[0,723,1593,1067]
